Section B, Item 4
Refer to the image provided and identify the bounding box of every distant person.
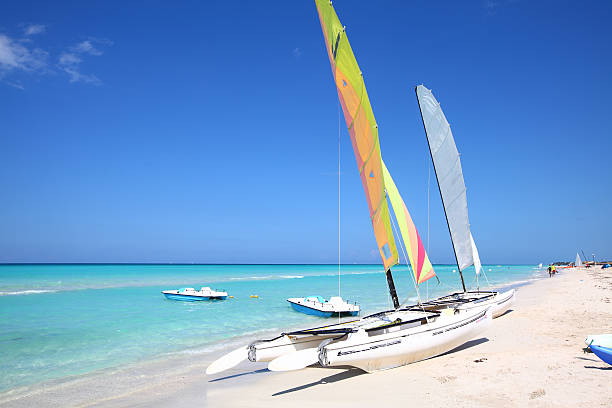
[548,266,552,278]
[552,265,557,275]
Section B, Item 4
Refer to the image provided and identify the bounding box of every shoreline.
[0,268,544,405]
[0,265,540,394]
[1,266,597,407]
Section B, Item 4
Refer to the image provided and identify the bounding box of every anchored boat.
[287,295,359,317]
[162,287,228,301]
[206,0,492,376]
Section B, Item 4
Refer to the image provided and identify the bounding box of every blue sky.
[1,0,611,264]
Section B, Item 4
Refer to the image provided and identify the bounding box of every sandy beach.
[0,266,609,407]
[207,267,611,408]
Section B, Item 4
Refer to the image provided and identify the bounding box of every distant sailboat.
[576,253,583,267]
[414,85,515,318]
[205,0,492,375]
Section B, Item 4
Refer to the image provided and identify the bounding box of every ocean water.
[0,263,541,392]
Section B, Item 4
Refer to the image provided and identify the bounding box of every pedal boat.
[287,295,360,317]
[162,287,228,301]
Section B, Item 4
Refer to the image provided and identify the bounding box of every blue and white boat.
[287,295,359,317]
[585,334,612,365]
[162,287,228,301]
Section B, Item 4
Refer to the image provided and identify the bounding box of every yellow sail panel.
[382,161,436,284]
[315,0,398,270]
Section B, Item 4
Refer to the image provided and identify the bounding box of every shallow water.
[0,263,540,392]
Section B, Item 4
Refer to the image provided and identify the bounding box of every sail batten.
[316,0,398,270]
[416,85,474,274]
[382,161,436,285]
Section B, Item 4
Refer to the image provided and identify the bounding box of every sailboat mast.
[416,87,467,292]
[385,268,400,309]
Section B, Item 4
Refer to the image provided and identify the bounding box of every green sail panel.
[382,161,436,285]
[315,0,398,270]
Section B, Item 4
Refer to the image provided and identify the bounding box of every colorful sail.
[315,0,398,270]
[382,161,435,284]
[416,84,474,272]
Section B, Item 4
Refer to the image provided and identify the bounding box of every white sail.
[470,232,482,276]
[576,253,583,267]
[416,85,473,272]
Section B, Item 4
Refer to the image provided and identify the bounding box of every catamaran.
[414,85,515,318]
[205,0,492,375]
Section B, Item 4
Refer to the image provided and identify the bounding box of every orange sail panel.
[382,161,436,285]
[315,0,398,270]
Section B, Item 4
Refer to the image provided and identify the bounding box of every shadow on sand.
[208,368,269,383]
[272,366,365,396]
[574,356,599,362]
[584,365,611,370]
[497,309,514,318]
[440,337,489,357]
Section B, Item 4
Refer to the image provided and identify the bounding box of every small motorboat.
[162,287,228,301]
[287,295,359,317]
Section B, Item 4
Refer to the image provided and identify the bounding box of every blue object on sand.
[602,264,611,269]
[589,344,612,365]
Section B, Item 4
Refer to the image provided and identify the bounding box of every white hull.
[319,308,492,372]
[455,289,515,318]
[422,289,515,319]
[490,289,515,318]
[208,301,497,375]
[249,333,337,363]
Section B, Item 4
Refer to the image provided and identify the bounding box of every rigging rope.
[388,202,426,313]
[338,99,341,324]
[426,157,431,301]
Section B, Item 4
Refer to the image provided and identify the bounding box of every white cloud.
[24,24,46,36]
[59,52,81,66]
[4,79,25,90]
[71,40,103,56]
[0,28,111,88]
[292,47,302,58]
[58,52,100,84]
[0,34,48,78]
[58,38,112,84]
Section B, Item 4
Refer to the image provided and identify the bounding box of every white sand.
[208,267,612,408]
[1,267,610,407]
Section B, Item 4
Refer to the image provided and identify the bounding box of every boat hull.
[289,301,333,317]
[320,308,492,373]
[249,334,336,363]
[162,293,227,301]
[589,344,612,365]
[490,289,515,318]
[455,289,515,318]
[288,300,359,317]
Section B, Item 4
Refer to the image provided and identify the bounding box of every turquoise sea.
[0,263,541,392]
